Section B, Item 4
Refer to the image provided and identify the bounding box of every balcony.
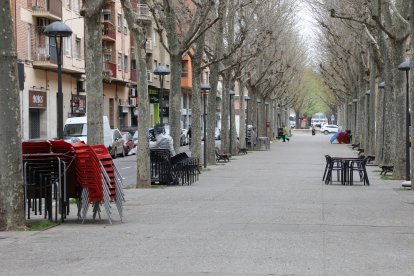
[102,23,116,42]
[32,46,57,69]
[130,69,137,82]
[31,1,62,20]
[103,61,117,79]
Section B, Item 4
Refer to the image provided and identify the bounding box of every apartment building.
[12,0,216,140]
[13,0,85,140]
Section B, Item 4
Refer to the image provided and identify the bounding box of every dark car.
[121,132,135,154]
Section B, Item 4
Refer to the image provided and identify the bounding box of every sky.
[297,0,319,66]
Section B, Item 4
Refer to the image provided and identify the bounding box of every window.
[131,59,136,70]
[103,54,111,62]
[118,53,122,70]
[65,37,72,56]
[65,0,71,9]
[117,14,122,32]
[75,38,81,59]
[103,10,111,21]
[152,32,157,47]
[123,18,128,34]
[74,0,80,11]
[124,55,128,71]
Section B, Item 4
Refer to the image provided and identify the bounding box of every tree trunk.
[239,85,246,148]
[0,1,25,230]
[221,75,230,153]
[83,0,105,145]
[169,54,182,152]
[121,0,151,188]
[391,41,407,180]
[368,49,377,157]
[410,1,414,188]
[190,34,205,162]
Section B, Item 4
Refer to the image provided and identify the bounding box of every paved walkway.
[1,132,414,275]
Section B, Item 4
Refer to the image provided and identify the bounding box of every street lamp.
[398,60,411,182]
[245,96,251,148]
[44,21,72,139]
[257,99,261,138]
[352,98,358,135]
[229,89,235,154]
[153,66,170,124]
[201,83,211,168]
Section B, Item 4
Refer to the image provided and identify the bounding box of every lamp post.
[245,96,251,148]
[257,99,261,137]
[229,89,235,154]
[153,66,170,124]
[44,21,72,139]
[398,60,411,182]
[201,83,211,168]
[352,98,358,136]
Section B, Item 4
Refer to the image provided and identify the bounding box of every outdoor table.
[331,157,363,185]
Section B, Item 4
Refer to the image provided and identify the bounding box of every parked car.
[63,116,112,148]
[180,129,189,146]
[109,129,125,158]
[121,132,135,154]
[321,124,339,135]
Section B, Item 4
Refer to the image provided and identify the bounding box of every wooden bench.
[215,147,230,163]
[379,165,394,176]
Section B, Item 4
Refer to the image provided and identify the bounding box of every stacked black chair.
[324,155,344,185]
[349,156,370,185]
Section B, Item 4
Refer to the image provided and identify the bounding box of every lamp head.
[378,82,385,89]
[200,83,211,93]
[153,66,170,76]
[365,90,370,95]
[244,96,251,101]
[352,99,358,103]
[398,60,411,71]
[229,90,235,96]
[44,21,72,37]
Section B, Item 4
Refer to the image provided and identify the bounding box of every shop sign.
[148,88,158,95]
[71,95,86,114]
[29,90,47,109]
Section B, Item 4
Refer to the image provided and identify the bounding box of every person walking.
[282,124,290,142]
[187,126,192,146]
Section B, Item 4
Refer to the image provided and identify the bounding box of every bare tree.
[121,0,152,188]
[147,0,217,152]
[80,0,106,146]
[0,1,25,230]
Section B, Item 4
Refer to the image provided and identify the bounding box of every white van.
[63,116,112,148]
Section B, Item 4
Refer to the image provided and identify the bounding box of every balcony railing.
[103,61,117,79]
[102,24,116,41]
[31,0,62,20]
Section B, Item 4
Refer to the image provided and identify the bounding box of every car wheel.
[323,130,329,135]
[122,148,126,157]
